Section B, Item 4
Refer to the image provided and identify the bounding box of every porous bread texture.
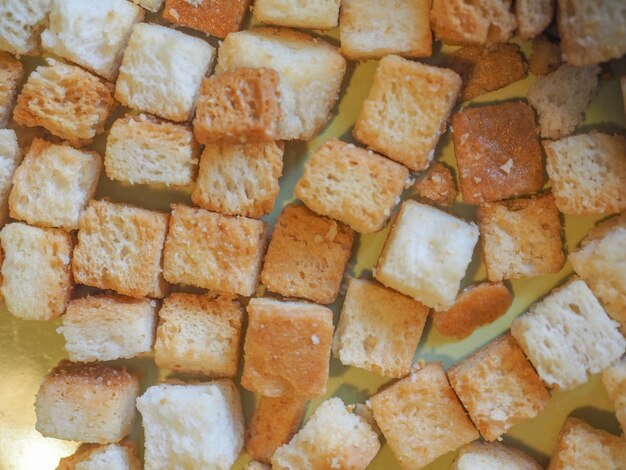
[516,0,554,40]
[511,278,626,391]
[0,52,24,127]
[602,357,626,434]
[529,35,562,76]
[129,0,163,13]
[115,23,215,122]
[413,162,457,207]
[332,278,430,378]
[56,442,140,470]
[0,222,72,321]
[216,27,346,141]
[453,441,542,470]
[339,0,432,59]
[0,0,51,55]
[0,129,22,227]
[163,0,250,38]
[353,55,461,171]
[136,380,244,470]
[254,0,340,29]
[272,397,380,470]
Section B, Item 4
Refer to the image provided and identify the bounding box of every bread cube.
[35,361,140,443]
[58,294,158,362]
[129,0,163,12]
[242,298,334,398]
[191,142,283,218]
[272,397,380,470]
[0,0,51,55]
[413,162,457,208]
[295,139,408,233]
[602,357,626,433]
[216,28,346,141]
[0,52,24,127]
[353,55,461,171]
[375,200,479,310]
[370,363,479,469]
[516,0,554,40]
[529,34,562,76]
[115,23,215,122]
[72,200,169,299]
[477,192,565,282]
[254,0,339,29]
[105,114,200,187]
[511,278,626,391]
[155,293,243,378]
[57,442,140,470]
[332,278,430,378]
[544,133,626,216]
[0,222,72,321]
[0,129,22,227]
[260,204,354,304]
[453,442,542,470]
[136,380,244,470]
[163,0,250,38]
[163,204,268,296]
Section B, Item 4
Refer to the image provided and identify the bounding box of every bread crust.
[163,0,250,38]
[413,161,457,208]
[56,441,141,470]
[0,52,24,127]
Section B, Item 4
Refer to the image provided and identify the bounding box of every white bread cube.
[0,129,22,227]
[254,0,340,29]
[453,442,542,470]
[57,442,140,470]
[0,0,52,55]
[375,200,479,310]
[516,0,554,40]
[136,380,244,470]
[129,0,163,12]
[115,23,215,122]
[602,357,626,434]
[0,52,24,127]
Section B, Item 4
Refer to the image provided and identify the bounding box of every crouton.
[529,34,562,76]
[516,0,554,40]
[56,442,140,470]
[254,0,340,29]
[129,0,163,12]
[163,0,250,38]
[0,129,22,227]
[602,357,626,434]
[453,441,542,470]
[0,0,52,55]
[0,52,24,127]
[413,162,457,207]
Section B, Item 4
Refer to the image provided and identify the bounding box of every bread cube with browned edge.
[155,293,243,378]
[72,200,169,299]
[216,28,346,141]
[332,278,430,378]
[163,0,250,38]
[0,222,72,320]
[529,35,562,76]
[35,361,139,443]
[0,52,24,127]
[354,55,461,171]
[163,204,268,296]
[0,0,52,55]
[375,200,479,310]
[0,129,22,227]
[477,192,565,282]
[242,298,334,398]
[13,59,115,147]
[370,363,479,469]
[516,0,554,40]
[115,23,215,122]
[453,441,542,470]
[56,442,140,470]
[448,333,551,441]
[413,162,457,208]
[260,204,353,304]
[602,357,626,434]
[254,0,339,29]
[295,139,408,233]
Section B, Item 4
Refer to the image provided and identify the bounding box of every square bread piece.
[511,278,626,391]
[477,192,565,282]
[544,133,626,216]
[272,397,380,470]
[36,361,140,443]
[0,52,24,127]
[295,139,409,233]
[216,28,346,141]
[9,139,102,231]
[254,0,340,29]
[13,59,116,147]
[163,204,268,296]
[0,222,72,321]
[340,0,432,60]
[72,200,169,299]
[0,0,51,55]
[451,101,544,204]
[602,357,626,433]
[332,278,430,378]
[370,363,479,470]
[58,294,158,363]
[242,298,334,398]
[136,380,244,470]
[375,200,479,310]
[448,333,551,441]
[163,0,250,38]
[0,129,23,227]
[260,204,354,304]
[154,293,243,378]
[57,442,140,470]
[115,23,215,122]
[452,441,542,470]
[353,55,461,171]
[516,0,554,40]
[105,114,200,187]
[191,142,283,218]
[413,161,457,208]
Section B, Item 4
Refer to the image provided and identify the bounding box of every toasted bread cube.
[191,142,283,218]
[477,193,565,282]
[0,222,72,320]
[216,28,346,141]
[544,133,626,216]
[272,397,380,470]
[36,361,139,443]
[453,442,542,470]
[0,52,24,127]
[375,200,479,310]
[332,278,430,378]
[242,298,334,398]
[353,55,461,171]
[57,442,140,470]
[295,139,408,233]
[511,278,626,391]
[370,363,479,469]
[154,293,243,378]
[413,162,457,208]
[105,114,200,187]
[254,0,339,29]
[0,0,51,55]
[193,68,281,144]
[72,200,169,299]
[516,0,554,40]
[163,0,250,38]
[0,129,22,227]
[529,34,562,76]
[129,0,163,12]
[115,23,215,122]
[602,357,626,434]
[136,380,244,470]
[163,204,268,296]
[260,204,354,304]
